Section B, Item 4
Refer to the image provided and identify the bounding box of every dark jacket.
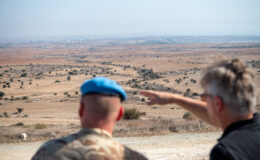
[210,114,260,160]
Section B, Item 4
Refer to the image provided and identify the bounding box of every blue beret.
[80,76,127,102]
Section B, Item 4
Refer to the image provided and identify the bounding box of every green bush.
[22,96,28,100]
[3,112,9,118]
[35,123,47,129]
[123,108,145,120]
[0,91,5,98]
[132,91,138,95]
[183,112,191,120]
[20,73,27,77]
[17,108,23,114]
[13,122,24,127]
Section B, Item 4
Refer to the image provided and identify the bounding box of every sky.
[0,0,260,39]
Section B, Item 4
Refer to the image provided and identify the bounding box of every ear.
[214,96,224,113]
[79,102,84,118]
[116,106,124,121]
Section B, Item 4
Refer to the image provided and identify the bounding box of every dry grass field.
[0,38,260,143]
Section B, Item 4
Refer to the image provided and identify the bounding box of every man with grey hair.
[141,58,260,160]
[32,77,148,160]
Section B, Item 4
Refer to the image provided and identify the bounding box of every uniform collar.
[79,128,112,138]
[218,113,260,141]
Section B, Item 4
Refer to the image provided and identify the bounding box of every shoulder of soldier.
[123,145,149,160]
[32,133,77,160]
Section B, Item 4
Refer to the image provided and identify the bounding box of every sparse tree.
[0,91,5,98]
[22,96,28,100]
[183,112,191,120]
[21,73,27,77]
[3,112,9,118]
[17,108,23,114]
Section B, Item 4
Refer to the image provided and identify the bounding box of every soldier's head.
[79,77,127,129]
[200,58,256,127]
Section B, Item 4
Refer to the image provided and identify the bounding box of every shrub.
[22,114,29,118]
[0,91,5,98]
[183,112,191,120]
[22,96,28,100]
[35,123,47,129]
[3,112,9,118]
[75,91,78,95]
[55,80,60,83]
[14,97,20,100]
[20,73,27,77]
[67,76,71,81]
[54,93,57,96]
[17,108,23,114]
[123,108,145,120]
[14,122,24,127]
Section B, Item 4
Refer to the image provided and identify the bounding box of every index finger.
[140,90,156,97]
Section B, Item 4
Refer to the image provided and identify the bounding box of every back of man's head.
[201,58,256,116]
[81,94,121,120]
[79,77,127,128]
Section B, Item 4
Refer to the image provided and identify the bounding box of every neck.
[221,113,253,130]
[81,120,114,134]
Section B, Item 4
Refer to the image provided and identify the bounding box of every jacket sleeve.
[210,144,233,160]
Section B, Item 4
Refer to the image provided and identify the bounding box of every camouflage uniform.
[32,128,148,160]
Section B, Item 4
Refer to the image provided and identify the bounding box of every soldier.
[141,58,260,160]
[32,77,148,160]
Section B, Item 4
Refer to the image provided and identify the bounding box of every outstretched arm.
[140,90,217,127]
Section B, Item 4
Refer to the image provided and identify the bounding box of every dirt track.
[0,132,220,160]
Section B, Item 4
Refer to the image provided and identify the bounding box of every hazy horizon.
[1,0,260,40]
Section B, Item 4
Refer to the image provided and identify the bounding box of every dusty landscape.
[0,36,260,159]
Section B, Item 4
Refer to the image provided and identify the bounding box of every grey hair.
[201,58,256,116]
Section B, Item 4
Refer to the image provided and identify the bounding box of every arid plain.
[0,37,260,159]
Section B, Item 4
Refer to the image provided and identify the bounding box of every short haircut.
[81,94,121,119]
[201,58,256,116]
